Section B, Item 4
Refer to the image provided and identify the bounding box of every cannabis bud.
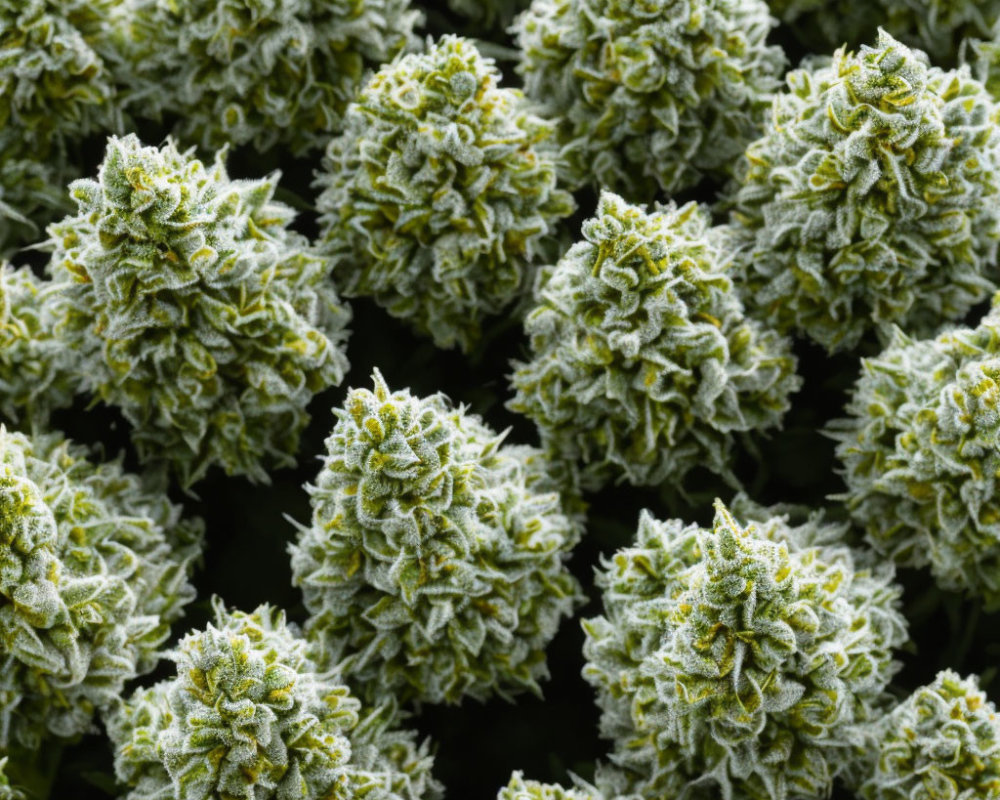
[514,0,785,197]
[316,35,574,352]
[0,263,75,425]
[45,134,351,486]
[290,370,584,705]
[583,500,907,800]
[118,0,420,154]
[107,599,440,800]
[0,426,201,749]
[0,0,123,251]
[498,772,602,800]
[510,191,800,490]
[727,30,1000,353]
[856,670,1000,800]
[832,296,1000,608]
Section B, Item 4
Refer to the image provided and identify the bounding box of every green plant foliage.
[831,296,1000,608]
[856,670,1000,800]
[107,599,440,800]
[498,772,602,800]
[0,426,202,750]
[7,0,1000,796]
[0,263,75,426]
[513,0,785,198]
[119,0,421,155]
[963,19,1000,98]
[509,191,800,490]
[44,134,351,487]
[727,30,1000,353]
[315,35,574,352]
[0,0,122,252]
[0,134,69,259]
[349,700,443,800]
[582,500,907,800]
[0,0,120,138]
[290,370,584,706]
[770,0,1000,64]
[0,759,23,800]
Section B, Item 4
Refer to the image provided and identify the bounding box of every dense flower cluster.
[770,0,1000,63]
[290,371,584,706]
[856,670,1000,800]
[5,0,1000,794]
[0,0,120,139]
[118,0,420,155]
[514,0,785,198]
[498,773,601,800]
[727,31,1000,353]
[583,501,907,800]
[510,192,800,490]
[316,35,574,352]
[0,0,122,252]
[831,297,1000,608]
[44,134,351,487]
[107,600,439,800]
[0,426,201,750]
[0,263,74,425]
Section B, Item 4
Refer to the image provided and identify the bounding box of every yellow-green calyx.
[45,134,351,486]
[583,500,907,800]
[316,35,574,352]
[291,370,584,705]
